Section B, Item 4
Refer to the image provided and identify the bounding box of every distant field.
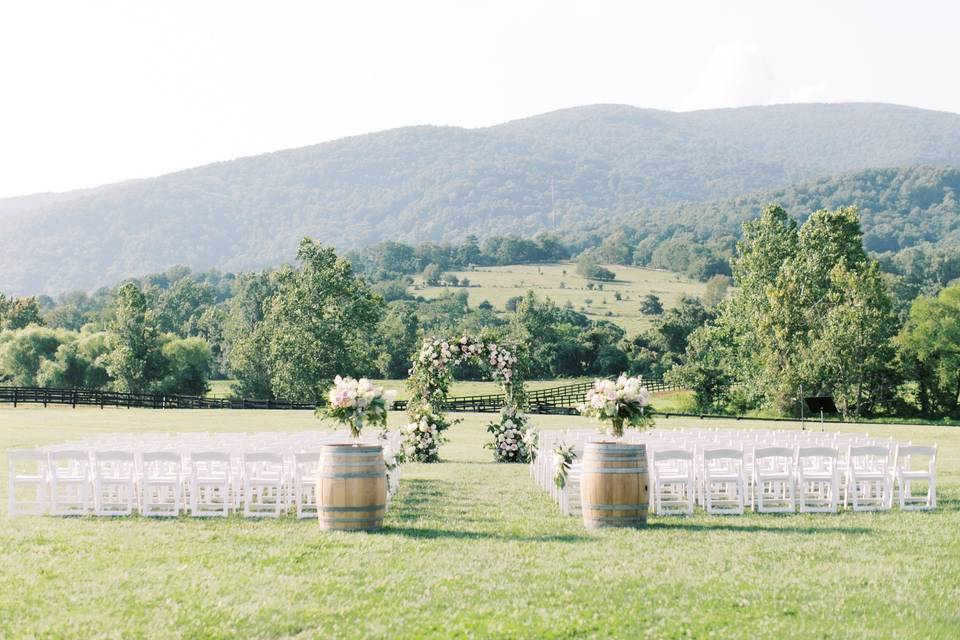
[416,262,710,335]
[206,379,236,398]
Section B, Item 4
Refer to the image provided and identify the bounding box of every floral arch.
[402,333,535,463]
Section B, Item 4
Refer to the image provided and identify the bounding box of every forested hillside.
[4,103,960,294]
[589,165,960,254]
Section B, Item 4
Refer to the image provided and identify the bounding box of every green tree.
[2,296,44,330]
[803,262,898,419]
[36,332,111,389]
[701,275,730,308]
[0,326,67,385]
[422,263,443,286]
[374,302,421,379]
[897,284,960,415]
[639,294,663,315]
[102,283,164,393]
[155,337,213,396]
[251,238,384,402]
[576,253,615,281]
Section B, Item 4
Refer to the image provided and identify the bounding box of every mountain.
[5,102,960,295]
[591,165,960,254]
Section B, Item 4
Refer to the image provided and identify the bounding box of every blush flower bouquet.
[577,375,654,438]
[321,375,398,442]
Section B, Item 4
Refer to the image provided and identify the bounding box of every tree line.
[670,205,960,419]
[3,205,960,419]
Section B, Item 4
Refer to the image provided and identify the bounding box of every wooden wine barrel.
[316,443,387,531]
[580,441,649,530]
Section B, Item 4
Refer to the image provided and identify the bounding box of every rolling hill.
[4,102,960,294]
[587,165,960,255]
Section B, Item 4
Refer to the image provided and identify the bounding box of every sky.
[1,0,959,198]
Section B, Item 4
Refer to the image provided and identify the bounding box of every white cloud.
[682,41,778,111]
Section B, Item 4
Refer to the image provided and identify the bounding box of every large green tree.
[235,238,384,402]
[676,205,899,417]
[897,284,960,415]
[102,283,165,393]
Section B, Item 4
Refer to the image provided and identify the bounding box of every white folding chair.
[895,445,937,510]
[190,451,232,517]
[796,447,840,513]
[293,452,321,519]
[49,450,92,516]
[7,450,49,516]
[845,445,893,511]
[140,451,183,517]
[652,449,695,515]
[753,446,796,513]
[92,451,136,516]
[702,448,745,515]
[242,452,285,518]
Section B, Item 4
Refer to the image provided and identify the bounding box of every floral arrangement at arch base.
[319,375,397,443]
[398,404,454,463]
[485,405,536,463]
[577,375,655,439]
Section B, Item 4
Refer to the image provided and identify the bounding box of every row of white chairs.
[7,430,402,518]
[533,428,938,516]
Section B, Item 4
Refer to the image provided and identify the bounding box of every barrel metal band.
[318,504,386,512]
[320,461,383,468]
[319,517,384,524]
[317,471,385,478]
[321,449,381,455]
[584,503,650,510]
[582,467,648,474]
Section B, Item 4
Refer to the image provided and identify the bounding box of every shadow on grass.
[377,526,589,543]
[648,521,873,535]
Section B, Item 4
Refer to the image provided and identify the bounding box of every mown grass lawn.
[1,407,958,639]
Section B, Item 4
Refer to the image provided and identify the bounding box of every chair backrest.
[848,445,889,458]
[141,451,182,480]
[191,451,231,479]
[294,452,321,478]
[798,446,838,459]
[797,447,839,474]
[896,445,937,471]
[243,452,283,464]
[94,450,135,478]
[847,445,891,472]
[141,451,181,464]
[653,449,693,463]
[7,450,47,477]
[703,448,742,461]
[48,450,90,478]
[754,446,794,459]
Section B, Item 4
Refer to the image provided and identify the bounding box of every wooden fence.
[0,378,683,415]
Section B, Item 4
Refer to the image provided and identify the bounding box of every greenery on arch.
[402,331,534,463]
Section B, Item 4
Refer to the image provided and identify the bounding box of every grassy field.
[1,407,958,639]
[416,262,710,335]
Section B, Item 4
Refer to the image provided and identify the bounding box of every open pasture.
[416,262,710,335]
[1,407,959,639]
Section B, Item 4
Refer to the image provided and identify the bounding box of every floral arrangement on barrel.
[320,375,398,443]
[485,405,535,463]
[553,441,577,489]
[577,375,654,439]
[399,404,454,463]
